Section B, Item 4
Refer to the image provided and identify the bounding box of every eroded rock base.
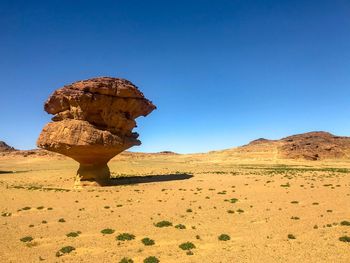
[75,163,111,187]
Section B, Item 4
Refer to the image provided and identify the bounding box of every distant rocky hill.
[2,131,350,161]
[235,131,350,160]
[0,141,17,152]
[0,141,65,158]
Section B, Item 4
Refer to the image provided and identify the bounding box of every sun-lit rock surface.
[37,77,156,186]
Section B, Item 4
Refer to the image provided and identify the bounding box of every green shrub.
[20,236,33,242]
[56,246,75,257]
[218,234,230,241]
[116,233,135,241]
[101,228,115,235]
[179,242,196,250]
[154,220,172,227]
[141,237,155,246]
[175,224,186,229]
[143,256,159,263]
[339,236,350,242]
[288,234,296,239]
[119,257,134,263]
[340,221,350,226]
[1,212,11,217]
[229,198,238,203]
[66,231,80,237]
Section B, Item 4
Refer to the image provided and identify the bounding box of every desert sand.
[1,147,350,263]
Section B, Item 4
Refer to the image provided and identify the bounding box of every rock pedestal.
[37,77,156,186]
[76,163,110,186]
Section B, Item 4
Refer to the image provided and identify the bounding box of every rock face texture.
[279,131,350,160]
[37,77,156,186]
[234,131,350,161]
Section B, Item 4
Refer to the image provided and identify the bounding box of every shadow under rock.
[0,170,14,174]
[109,173,193,186]
[0,170,30,174]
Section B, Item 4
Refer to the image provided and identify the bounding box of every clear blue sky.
[1,0,350,153]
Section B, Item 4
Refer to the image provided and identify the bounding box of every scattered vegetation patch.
[339,236,350,242]
[119,258,134,263]
[175,224,186,229]
[263,167,349,174]
[143,256,159,263]
[56,246,76,257]
[218,234,231,241]
[154,220,172,227]
[141,237,155,246]
[66,231,81,237]
[280,183,290,188]
[20,236,33,243]
[116,233,135,241]
[288,234,296,240]
[1,212,11,217]
[340,221,350,226]
[58,218,66,223]
[227,198,238,203]
[179,242,196,250]
[101,228,115,235]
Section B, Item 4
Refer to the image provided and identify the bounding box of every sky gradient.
[1,0,350,153]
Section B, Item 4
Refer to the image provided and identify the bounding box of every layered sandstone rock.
[37,77,156,186]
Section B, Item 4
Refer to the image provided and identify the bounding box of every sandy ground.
[0,154,350,262]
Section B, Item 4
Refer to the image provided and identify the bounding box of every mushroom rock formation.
[37,77,156,186]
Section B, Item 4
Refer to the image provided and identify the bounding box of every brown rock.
[279,131,350,160]
[37,77,156,186]
[0,141,17,152]
[234,131,350,161]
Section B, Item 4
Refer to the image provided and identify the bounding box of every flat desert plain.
[1,153,350,262]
